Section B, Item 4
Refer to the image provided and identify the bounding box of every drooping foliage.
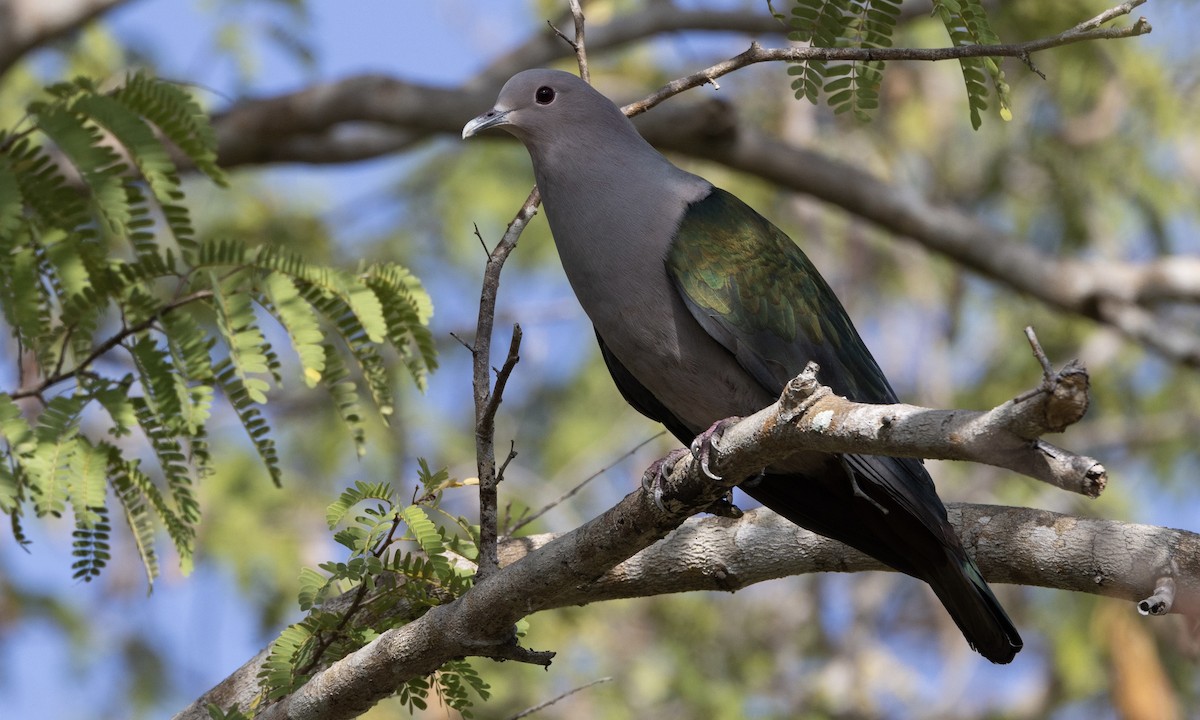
[0,74,437,586]
[254,464,488,717]
[772,0,1011,126]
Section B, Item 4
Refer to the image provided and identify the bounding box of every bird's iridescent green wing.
[667,188,896,403]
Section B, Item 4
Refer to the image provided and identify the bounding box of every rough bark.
[173,367,1197,720]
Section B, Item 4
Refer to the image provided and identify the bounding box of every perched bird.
[463,68,1022,664]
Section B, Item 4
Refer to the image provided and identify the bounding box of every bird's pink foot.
[640,419,747,516]
[690,417,740,481]
[692,419,747,517]
[641,447,692,511]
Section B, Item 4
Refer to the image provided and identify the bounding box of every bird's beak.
[462,108,511,139]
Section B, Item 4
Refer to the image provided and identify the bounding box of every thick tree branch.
[717,359,1106,497]
[0,0,134,75]
[498,504,1199,618]
[175,499,1199,720]
[176,353,1130,720]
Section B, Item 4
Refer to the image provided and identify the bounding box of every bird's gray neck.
[526,130,710,346]
[529,133,710,271]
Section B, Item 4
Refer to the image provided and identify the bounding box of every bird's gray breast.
[538,172,775,432]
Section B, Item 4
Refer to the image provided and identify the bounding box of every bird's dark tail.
[925,552,1023,664]
[742,469,1022,664]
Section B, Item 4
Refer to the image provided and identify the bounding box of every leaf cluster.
[772,0,1011,127]
[258,465,489,716]
[0,74,437,586]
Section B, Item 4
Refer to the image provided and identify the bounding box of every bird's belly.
[590,287,775,434]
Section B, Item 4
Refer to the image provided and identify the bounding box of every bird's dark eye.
[535,86,556,105]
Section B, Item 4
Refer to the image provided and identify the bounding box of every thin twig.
[1011,326,1061,404]
[480,324,523,434]
[472,189,541,580]
[10,289,214,400]
[621,3,1151,118]
[472,222,489,255]
[568,0,589,83]
[510,430,666,534]
[1077,0,1147,32]
[504,676,613,720]
[547,0,590,82]
[546,21,574,49]
[447,331,474,353]
[298,511,406,677]
[497,440,518,484]
[1024,326,1056,377]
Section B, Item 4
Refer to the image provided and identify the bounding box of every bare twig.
[505,676,613,720]
[476,1,572,569]
[567,0,589,83]
[1025,326,1056,378]
[447,331,473,353]
[509,430,666,534]
[480,324,523,434]
[472,222,489,255]
[472,190,540,580]
[547,0,590,83]
[497,440,518,484]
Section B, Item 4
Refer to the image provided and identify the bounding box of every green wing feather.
[667,187,895,404]
[664,188,1022,663]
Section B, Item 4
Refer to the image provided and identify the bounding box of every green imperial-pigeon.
[463,68,1022,664]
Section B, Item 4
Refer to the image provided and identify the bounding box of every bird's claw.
[641,419,745,515]
[641,447,692,511]
[690,418,739,481]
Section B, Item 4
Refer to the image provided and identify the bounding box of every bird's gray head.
[461,69,632,149]
[461,68,707,238]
